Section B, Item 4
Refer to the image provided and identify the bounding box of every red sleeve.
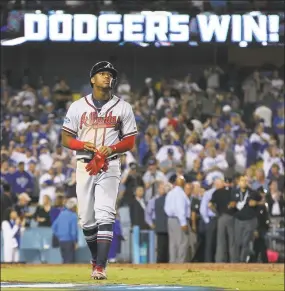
[110,135,136,154]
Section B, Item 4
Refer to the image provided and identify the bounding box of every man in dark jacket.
[0,184,13,223]
[130,186,149,230]
[153,182,170,263]
[209,178,237,262]
[233,175,264,262]
[251,187,270,263]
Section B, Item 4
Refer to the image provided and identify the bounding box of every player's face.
[92,71,113,89]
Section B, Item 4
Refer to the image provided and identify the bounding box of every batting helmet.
[89,61,118,88]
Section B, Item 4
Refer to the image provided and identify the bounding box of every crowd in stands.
[1,62,284,263]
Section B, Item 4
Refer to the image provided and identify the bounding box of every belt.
[79,155,119,163]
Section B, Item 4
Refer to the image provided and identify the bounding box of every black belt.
[79,155,118,163]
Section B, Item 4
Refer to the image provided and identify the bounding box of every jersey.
[62,94,137,159]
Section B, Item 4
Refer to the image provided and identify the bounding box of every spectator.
[273,106,284,149]
[185,132,204,172]
[242,70,262,124]
[140,77,159,108]
[251,169,270,191]
[129,186,149,230]
[52,145,68,164]
[34,195,52,227]
[1,115,13,148]
[204,66,224,92]
[26,160,40,202]
[143,158,167,203]
[1,207,24,263]
[202,147,227,186]
[269,164,284,192]
[50,194,65,224]
[266,181,285,226]
[185,158,202,182]
[14,192,33,227]
[119,162,144,207]
[263,145,284,178]
[1,184,14,223]
[159,148,181,179]
[164,176,190,263]
[52,198,78,264]
[39,167,56,204]
[10,161,34,197]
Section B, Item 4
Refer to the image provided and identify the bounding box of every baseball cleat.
[90,261,97,277]
[92,266,107,280]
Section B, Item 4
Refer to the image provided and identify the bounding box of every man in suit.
[130,186,149,230]
[154,182,172,262]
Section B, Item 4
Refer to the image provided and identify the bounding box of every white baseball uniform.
[62,94,137,228]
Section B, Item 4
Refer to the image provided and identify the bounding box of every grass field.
[1,263,284,291]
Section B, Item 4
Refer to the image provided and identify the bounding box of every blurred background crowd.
[1,0,285,265]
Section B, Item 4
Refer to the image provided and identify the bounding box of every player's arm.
[61,130,96,152]
[99,103,137,156]
[61,102,96,152]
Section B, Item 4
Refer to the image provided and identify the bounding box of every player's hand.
[83,142,96,152]
[98,146,113,157]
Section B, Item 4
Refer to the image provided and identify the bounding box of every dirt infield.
[2,263,283,272]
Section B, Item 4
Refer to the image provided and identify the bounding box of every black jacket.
[256,204,270,235]
[130,199,149,230]
[266,193,285,217]
[234,187,262,221]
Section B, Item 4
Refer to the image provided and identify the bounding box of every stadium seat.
[41,248,62,264]
[75,247,91,263]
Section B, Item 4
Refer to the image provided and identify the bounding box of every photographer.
[119,162,144,207]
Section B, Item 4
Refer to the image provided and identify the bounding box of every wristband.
[110,145,117,153]
[69,139,85,151]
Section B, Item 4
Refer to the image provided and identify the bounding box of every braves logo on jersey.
[79,111,118,130]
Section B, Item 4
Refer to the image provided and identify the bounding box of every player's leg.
[76,161,98,264]
[93,164,121,273]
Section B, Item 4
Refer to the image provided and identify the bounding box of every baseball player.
[61,61,137,279]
